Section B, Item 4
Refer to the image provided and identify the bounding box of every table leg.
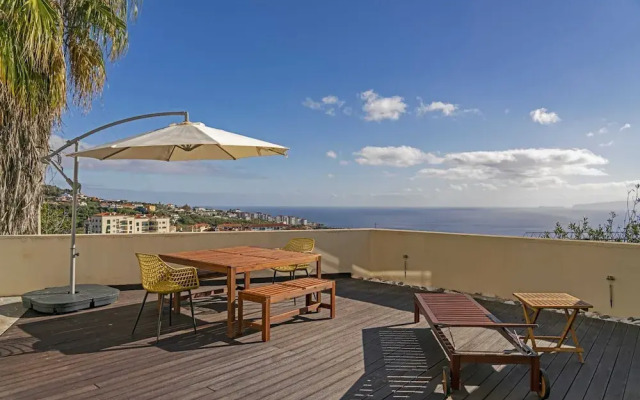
[316,256,322,304]
[227,272,236,338]
[157,293,162,314]
[521,303,540,349]
[244,272,251,290]
[561,308,584,363]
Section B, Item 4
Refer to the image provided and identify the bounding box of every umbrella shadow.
[0,293,242,358]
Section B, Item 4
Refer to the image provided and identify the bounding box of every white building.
[86,214,170,234]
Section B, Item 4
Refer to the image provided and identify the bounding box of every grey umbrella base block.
[22,284,119,314]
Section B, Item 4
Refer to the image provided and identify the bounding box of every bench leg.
[237,295,244,336]
[451,355,461,390]
[262,299,271,342]
[414,300,420,323]
[330,282,336,319]
[306,294,312,307]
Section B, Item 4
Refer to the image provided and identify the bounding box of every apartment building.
[86,213,171,234]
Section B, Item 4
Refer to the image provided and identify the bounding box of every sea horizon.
[199,205,628,237]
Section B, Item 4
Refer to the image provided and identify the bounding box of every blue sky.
[52,1,640,207]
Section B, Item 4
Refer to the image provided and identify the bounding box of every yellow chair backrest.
[135,253,169,291]
[283,238,315,253]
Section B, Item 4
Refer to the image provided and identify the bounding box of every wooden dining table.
[159,246,321,337]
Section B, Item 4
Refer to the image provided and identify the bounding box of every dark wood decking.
[1,278,639,400]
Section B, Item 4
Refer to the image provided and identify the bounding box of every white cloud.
[598,127,608,134]
[449,184,467,191]
[354,146,441,167]
[339,160,350,166]
[342,107,353,116]
[416,98,458,117]
[414,148,608,188]
[586,132,595,137]
[416,97,480,117]
[322,95,345,107]
[599,141,614,147]
[530,108,561,125]
[504,108,510,114]
[475,182,498,191]
[462,108,482,115]
[302,97,323,110]
[620,123,631,132]
[566,180,640,191]
[360,90,407,121]
[326,150,337,159]
[327,173,334,179]
[303,95,346,116]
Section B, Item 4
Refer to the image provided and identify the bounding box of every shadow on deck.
[0,278,638,400]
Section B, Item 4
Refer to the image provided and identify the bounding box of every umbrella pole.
[69,145,79,294]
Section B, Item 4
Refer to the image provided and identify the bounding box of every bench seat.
[238,278,336,341]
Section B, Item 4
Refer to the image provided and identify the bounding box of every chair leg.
[157,294,164,344]
[291,271,296,305]
[304,269,317,301]
[272,270,277,284]
[330,281,336,319]
[262,299,271,342]
[131,291,149,336]
[188,290,197,334]
[237,295,244,336]
[169,293,172,327]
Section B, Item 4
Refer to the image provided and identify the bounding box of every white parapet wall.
[365,229,640,318]
[0,229,370,296]
[1,228,639,318]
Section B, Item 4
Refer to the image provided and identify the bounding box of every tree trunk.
[0,97,52,235]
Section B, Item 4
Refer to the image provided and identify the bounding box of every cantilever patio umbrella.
[68,121,289,161]
[24,112,288,314]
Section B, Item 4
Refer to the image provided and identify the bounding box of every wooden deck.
[1,278,639,399]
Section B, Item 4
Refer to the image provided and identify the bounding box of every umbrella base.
[22,284,119,314]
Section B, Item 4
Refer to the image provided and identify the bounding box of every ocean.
[237,206,626,237]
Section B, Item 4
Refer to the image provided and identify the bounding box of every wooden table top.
[513,292,593,309]
[159,246,320,273]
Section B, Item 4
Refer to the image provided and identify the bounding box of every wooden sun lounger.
[414,293,550,399]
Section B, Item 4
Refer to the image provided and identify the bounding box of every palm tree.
[0,0,137,234]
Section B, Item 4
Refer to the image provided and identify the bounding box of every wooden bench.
[237,278,336,341]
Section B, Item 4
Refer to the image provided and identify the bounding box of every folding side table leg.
[559,308,584,363]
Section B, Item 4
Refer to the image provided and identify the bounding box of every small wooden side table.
[513,292,593,363]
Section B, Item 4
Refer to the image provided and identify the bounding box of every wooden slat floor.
[1,278,639,400]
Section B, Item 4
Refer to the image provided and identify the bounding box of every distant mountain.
[572,201,628,211]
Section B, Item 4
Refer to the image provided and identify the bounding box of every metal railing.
[523,231,631,241]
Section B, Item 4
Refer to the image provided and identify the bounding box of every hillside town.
[43,185,322,234]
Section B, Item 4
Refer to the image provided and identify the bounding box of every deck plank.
[0,278,636,400]
[603,324,639,400]
[622,322,640,400]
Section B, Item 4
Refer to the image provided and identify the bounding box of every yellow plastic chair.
[131,253,200,343]
[272,238,316,283]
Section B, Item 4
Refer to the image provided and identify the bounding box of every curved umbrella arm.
[42,111,189,163]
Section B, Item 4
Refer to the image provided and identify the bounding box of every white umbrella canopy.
[68,121,289,161]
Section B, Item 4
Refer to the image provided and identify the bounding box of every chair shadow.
[0,291,243,358]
